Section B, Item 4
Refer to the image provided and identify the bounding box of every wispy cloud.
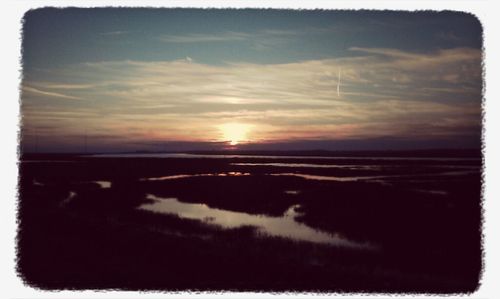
[22,86,82,100]
[157,31,250,43]
[99,30,133,36]
[21,46,482,150]
[156,18,428,46]
[32,82,96,90]
[435,31,462,42]
[156,29,301,50]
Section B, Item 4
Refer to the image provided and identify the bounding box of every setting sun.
[218,123,252,145]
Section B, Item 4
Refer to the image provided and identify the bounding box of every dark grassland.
[17,153,482,292]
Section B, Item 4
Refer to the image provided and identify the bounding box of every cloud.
[156,29,301,50]
[31,82,96,90]
[21,46,482,151]
[99,30,132,36]
[155,19,403,46]
[349,47,481,70]
[435,31,462,42]
[155,22,393,46]
[349,47,422,59]
[157,31,250,43]
[22,86,82,100]
[347,47,482,90]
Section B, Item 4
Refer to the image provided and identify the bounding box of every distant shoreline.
[20,148,482,159]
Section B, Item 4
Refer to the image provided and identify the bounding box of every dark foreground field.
[17,152,482,292]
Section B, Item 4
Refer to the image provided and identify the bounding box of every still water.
[94,181,112,188]
[141,172,251,181]
[232,162,382,170]
[139,194,373,249]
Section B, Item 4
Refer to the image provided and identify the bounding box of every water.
[414,189,448,196]
[33,179,44,186]
[140,172,251,181]
[32,155,479,251]
[94,181,112,189]
[60,191,76,207]
[269,170,479,183]
[139,194,373,249]
[139,168,479,184]
[22,160,77,163]
[21,153,482,290]
[270,173,387,182]
[140,172,389,183]
[232,162,381,170]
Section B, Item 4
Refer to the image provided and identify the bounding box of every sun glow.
[219,123,252,145]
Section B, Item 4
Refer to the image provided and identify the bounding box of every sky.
[20,8,483,153]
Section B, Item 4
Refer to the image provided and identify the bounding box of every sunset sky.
[20,9,483,153]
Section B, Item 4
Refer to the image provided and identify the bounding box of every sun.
[218,123,252,146]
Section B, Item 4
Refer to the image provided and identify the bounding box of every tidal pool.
[33,179,44,186]
[138,194,373,249]
[232,162,381,170]
[94,181,112,189]
[269,173,386,182]
[60,191,77,207]
[140,172,251,181]
[269,170,479,183]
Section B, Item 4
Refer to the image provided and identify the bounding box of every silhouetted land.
[186,149,481,158]
[17,151,482,292]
